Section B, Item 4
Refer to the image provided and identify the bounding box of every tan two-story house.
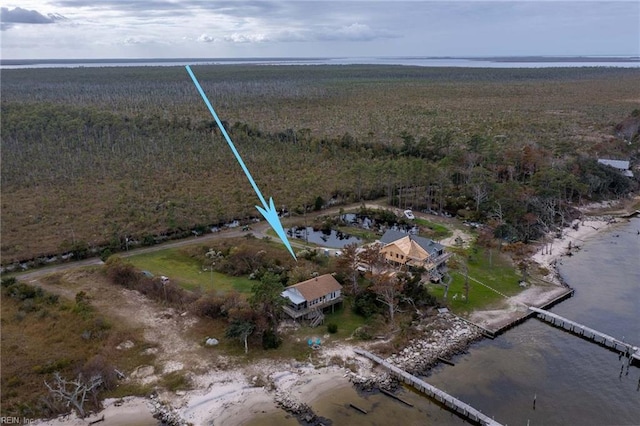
[379,230,450,281]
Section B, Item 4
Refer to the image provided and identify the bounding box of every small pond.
[286,226,362,248]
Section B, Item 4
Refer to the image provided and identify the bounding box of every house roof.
[598,159,630,170]
[281,288,306,305]
[380,230,443,257]
[598,159,634,177]
[283,274,342,302]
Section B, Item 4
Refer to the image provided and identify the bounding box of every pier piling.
[529,307,640,365]
[354,349,503,426]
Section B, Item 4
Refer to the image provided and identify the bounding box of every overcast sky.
[1,1,638,59]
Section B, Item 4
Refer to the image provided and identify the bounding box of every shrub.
[353,325,373,340]
[261,330,281,350]
[100,248,112,261]
[81,355,117,390]
[105,256,140,288]
[72,291,93,317]
[353,290,383,318]
[32,358,73,374]
[6,282,43,300]
[162,371,191,392]
[191,293,225,319]
[327,323,338,334]
[44,293,60,305]
[21,298,37,313]
[1,277,17,288]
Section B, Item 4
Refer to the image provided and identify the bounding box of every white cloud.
[317,22,398,42]
[0,1,637,59]
[122,37,143,45]
[197,33,215,43]
[223,33,268,43]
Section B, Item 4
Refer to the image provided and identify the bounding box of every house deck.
[424,252,452,270]
[282,296,343,319]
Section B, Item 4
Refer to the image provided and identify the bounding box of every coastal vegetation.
[1,64,639,420]
[0,277,155,418]
[2,65,639,266]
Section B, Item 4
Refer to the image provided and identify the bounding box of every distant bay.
[2,56,639,69]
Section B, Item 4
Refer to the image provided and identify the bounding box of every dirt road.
[13,200,463,282]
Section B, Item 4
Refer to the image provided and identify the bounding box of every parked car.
[403,209,415,220]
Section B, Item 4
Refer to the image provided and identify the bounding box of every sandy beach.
[32,397,157,426]
[531,218,613,284]
[34,361,361,426]
[160,351,368,425]
[468,216,618,332]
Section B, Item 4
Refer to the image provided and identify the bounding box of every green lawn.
[414,218,453,239]
[323,300,368,339]
[221,300,368,362]
[126,248,254,294]
[334,226,379,243]
[427,247,522,315]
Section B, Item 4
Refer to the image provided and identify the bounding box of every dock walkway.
[529,307,640,363]
[354,349,503,426]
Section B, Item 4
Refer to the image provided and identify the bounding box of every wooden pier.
[529,307,640,363]
[354,349,503,426]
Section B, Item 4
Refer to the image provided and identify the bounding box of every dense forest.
[1,65,639,265]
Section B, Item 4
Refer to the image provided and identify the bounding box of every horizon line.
[2,54,640,64]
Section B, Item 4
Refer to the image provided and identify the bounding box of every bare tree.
[490,201,505,225]
[371,272,402,324]
[471,182,489,212]
[469,167,492,212]
[360,243,387,275]
[335,243,361,295]
[44,372,103,418]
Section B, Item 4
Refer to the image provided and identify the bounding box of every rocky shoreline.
[273,389,331,426]
[346,313,483,392]
[385,314,483,375]
[149,393,189,426]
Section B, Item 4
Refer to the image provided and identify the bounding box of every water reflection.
[287,227,362,248]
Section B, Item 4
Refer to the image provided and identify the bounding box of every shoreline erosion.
[34,200,636,426]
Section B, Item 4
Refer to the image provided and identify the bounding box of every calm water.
[287,227,362,248]
[253,218,640,425]
[420,217,640,425]
[2,56,639,69]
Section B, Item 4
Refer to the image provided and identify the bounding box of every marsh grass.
[0,283,154,417]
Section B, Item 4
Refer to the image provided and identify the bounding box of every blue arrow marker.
[185,65,297,260]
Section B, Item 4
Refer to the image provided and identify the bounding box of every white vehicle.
[403,209,415,220]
